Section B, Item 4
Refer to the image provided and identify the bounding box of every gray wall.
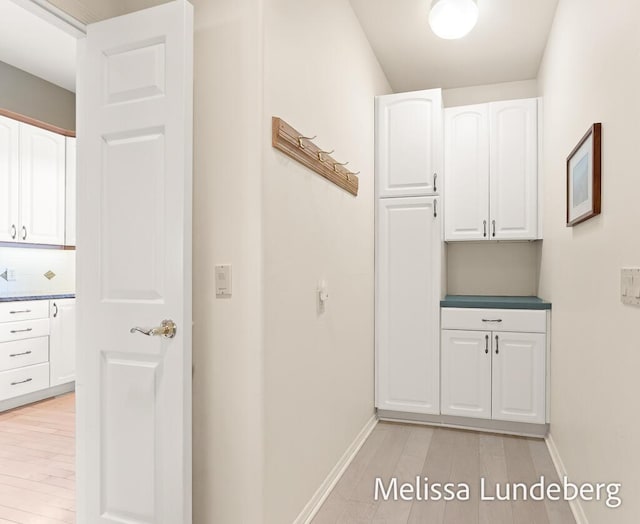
[0,61,75,131]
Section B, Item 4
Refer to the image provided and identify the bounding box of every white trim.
[545,433,589,524]
[0,382,75,412]
[10,0,87,37]
[293,415,378,524]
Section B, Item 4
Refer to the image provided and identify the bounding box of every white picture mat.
[568,135,593,222]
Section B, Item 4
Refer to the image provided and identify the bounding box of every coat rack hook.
[333,161,349,172]
[297,135,317,149]
[317,149,334,161]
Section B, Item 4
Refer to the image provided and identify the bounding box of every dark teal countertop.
[0,294,75,303]
[440,295,551,310]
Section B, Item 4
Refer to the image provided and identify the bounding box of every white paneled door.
[489,99,538,240]
[441,330,492,419]
[492,332,546,424]
[76,2,193,523]
[19,123,66,245]
[376,89,442,198]
[444,104,490,241]
[376,196,441,414]
[0,116,19,243]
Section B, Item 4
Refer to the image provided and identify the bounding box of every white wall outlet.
[215,264,232,298]
[621,268,640,305]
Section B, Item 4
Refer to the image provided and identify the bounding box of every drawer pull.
[482,319,503,323]
[10,310,32,315]
[10,378,33,386]
[10,350,32,358]
[10,328,33,334]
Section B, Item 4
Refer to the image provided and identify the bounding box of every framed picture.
[566,123,601,226]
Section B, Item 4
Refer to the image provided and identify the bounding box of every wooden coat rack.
[271,117,359,196]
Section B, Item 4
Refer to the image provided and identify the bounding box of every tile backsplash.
[0,247,75,297]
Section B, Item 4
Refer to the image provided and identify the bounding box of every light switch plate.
[215,264,232,298]
[621,268,640,305]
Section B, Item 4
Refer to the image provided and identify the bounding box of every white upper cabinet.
[444,98,539,241]
[376,196,441,415]
[65,137,77,246]
[492,331,546,424]
[444,104,489,241]
[376,89,442,198]
[490,99,538,240]
[0,116,20,243]
[19,123,66,245]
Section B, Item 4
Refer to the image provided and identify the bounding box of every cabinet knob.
[21,226,27,241]
[10,224,16,240]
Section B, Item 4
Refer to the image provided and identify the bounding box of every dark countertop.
[0,294,75,303]
[440,295,552,310]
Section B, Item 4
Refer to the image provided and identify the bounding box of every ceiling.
[349,0,559,92]
[0,0,77,92]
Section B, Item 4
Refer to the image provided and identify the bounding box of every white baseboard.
[545,433,589,524]
[293,414,378,524]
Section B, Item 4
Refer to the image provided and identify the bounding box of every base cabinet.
[492,332,546,424]
[49,298,76,387]
[441,309,547,425]
[441,330,491,419]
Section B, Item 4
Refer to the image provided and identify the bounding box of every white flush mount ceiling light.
[429,0,479,40]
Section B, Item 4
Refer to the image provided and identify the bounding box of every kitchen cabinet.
[0,116,20,243]
[19,122,66,245]
[65,137,76,246]
[376,196,441,414]
[0,300,51,401]
[0,113,72,246]
[441,329,491,419]
[444,98,539,241]
[492,331,546,424]
[441,307,547,425]
[49,298,76,387]
[375,89,442,198]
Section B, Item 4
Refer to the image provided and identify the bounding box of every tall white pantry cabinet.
[375,89,443,415]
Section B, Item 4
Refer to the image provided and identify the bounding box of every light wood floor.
[313,422,576,524]
[0,394,75,524]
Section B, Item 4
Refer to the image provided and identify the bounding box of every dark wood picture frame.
[566,123,601,227]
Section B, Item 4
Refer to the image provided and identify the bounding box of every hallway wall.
[538,0,640,522]
[262,1,391,522]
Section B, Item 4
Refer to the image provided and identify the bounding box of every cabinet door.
[49,298,76,387]
[0,116,20,243]
[376,89,442,198]
[441,330,492,419]
[65,137,76,246]
[19,123,66,245]
[444,105,490,241]
[492,332,545,424]
[376,197,441,414]
[489,99,538,240]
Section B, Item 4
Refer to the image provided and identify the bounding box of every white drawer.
[441,308,547,333]
[0,319,51,343]
[0,337,49,372]
[0,300,50,323]
[0,363,49,401]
